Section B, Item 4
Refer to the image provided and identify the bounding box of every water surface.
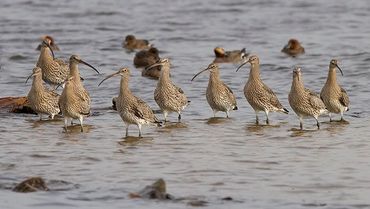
[1,0,370,208]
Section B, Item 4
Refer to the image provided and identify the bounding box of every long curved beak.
[25,73,34,84]
[146,62,162,71]
[335,64,344,76]
[98,71,119,86]
[43,40,55,59]
[236,60,249,72]
[80,60,100,74]
[191,68,209,81]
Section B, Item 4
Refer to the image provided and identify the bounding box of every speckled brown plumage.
[26,67,60,120]
[237,55,288,124]
[192,63,237,118]
[320,59,349,121]
[36,40,69,89]
[59,55,100,132]
[289,67,328,130]
[98,68,160,137]
[148,58,189,122]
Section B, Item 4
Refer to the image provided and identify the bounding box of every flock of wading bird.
[26,35,349,137]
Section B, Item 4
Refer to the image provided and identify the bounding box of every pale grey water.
[1,0,370,208]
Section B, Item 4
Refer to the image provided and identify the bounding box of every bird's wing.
[262,84,283,108]
[307,89,325,109]
[339,87,350,107]
[175,85,184,94]
[221,82,237,104]
[134,97,155,121]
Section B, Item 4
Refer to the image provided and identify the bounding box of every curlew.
[146,58,189,122]
[191,63,237,118]
[213,47,248,64]
[98,68,161,137]
[36,35,60,51]
[320,59,349,121]
[236,55,288,125]
[36,39,69,89]
[59,55,100,132]
[289,67,328,130]
[26,67,60,120]
[281,39,305,57]
[123,35,152,51]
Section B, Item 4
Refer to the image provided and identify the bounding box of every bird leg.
[39,114,43,121]
[315,118,320,129]
[329,113,333,122]
[340,112,345,122]
[255,111,259,125]
[163,111,168,123]
[78,116,84,132]
[299,117,303,130]
[125,125,129,137]
[178,113,181,122]
[264,111,270,125]
[64,117,69,132]
[226,111,229,118]
[138,124,142,138]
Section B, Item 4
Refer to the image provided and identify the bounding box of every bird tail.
[280,108,289,114]
[233,106,238,110]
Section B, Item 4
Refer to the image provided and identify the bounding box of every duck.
[213,47,248,64]
[281,39,305,57]
[123,35,152,51]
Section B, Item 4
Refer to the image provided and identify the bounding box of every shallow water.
[1,0,370,208]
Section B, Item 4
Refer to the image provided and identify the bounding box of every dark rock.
[221,196,233,201]
[13,177,48,193]
[129,178,173,200]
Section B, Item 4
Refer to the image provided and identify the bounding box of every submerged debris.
[129,178,173,200]
[13,177,49,193]
[0,96,36,114]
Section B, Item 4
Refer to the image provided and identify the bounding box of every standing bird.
[289,67,328,130]
[123,35,152,51]
[191,63,237,118]
[26,67,60,120]
[59,55,100,132]
[36,35,60,51]
[236,55,288,125]
[281,39,305,57]
[36,39,69,89]
[98,68,161,137]
[146,58,189,122]
[320,59,349,121]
